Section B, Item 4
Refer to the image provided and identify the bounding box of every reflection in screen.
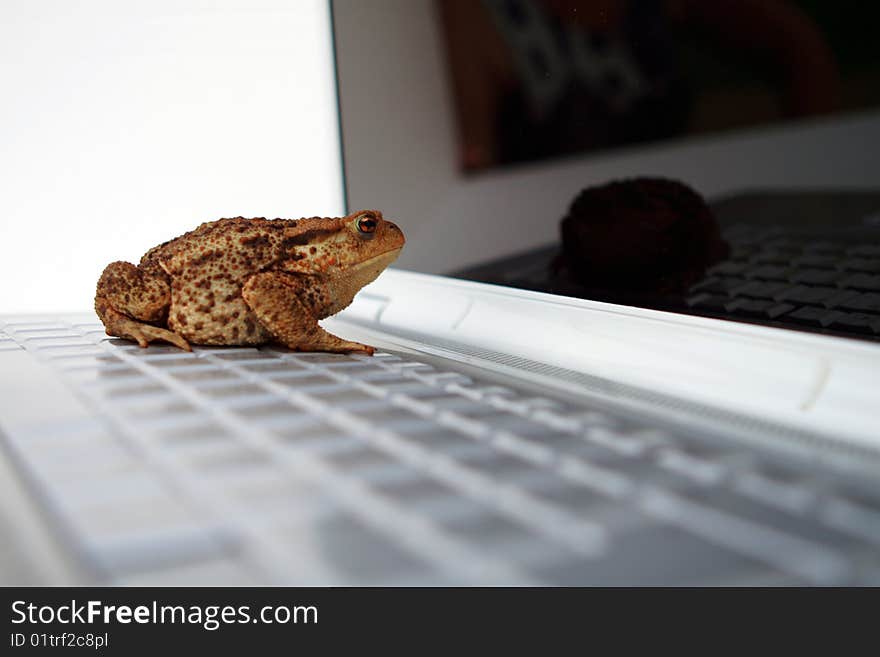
[438,0,878,173]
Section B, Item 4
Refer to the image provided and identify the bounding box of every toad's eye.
[356,215,377,235]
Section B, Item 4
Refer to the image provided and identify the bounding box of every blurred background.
[0,0,343,313]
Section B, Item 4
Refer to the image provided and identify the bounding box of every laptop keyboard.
[2,318,880,585]
[686,226,880,338]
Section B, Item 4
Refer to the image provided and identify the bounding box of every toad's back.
[139,216,315,274]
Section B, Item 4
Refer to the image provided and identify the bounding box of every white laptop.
[1,0,879,586]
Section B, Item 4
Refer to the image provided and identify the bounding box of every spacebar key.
[89,526,237,576]
[69,501,240,576]
[639,489,851,585]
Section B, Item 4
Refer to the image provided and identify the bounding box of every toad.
[95,211,405,355]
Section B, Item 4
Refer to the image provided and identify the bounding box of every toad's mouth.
[359,246,403,273]
[369,246,403,264]
[345,247,403,290]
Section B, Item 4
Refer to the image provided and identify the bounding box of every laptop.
[2,0,879,586]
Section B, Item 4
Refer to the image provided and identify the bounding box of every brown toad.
[95,211,405,355]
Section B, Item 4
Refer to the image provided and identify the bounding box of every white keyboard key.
[239,360,310,374]
[87,524,236,576]
[63,365,142,383]
[526,397,566,411]
[120,395,198,418]
[445,383,515,401]
[483,395,533,415]
[357,352,402,362]
[627,428,674,450]
[39,345,107,358]
[585,426,649,457]
[232,399,314,420]
[435,411,491,439]
[25,441,137,480]
[657,449,728,486]
[4,322,70,332]
[307,387,386,409]
[70,498,238,575]
[25,336,96,348]
[343,366,406,381]
[418,395,502,416]
[735,471,817,514]
[390,361,434,372]
[392,428,493,460]
[168,368,239,383]
[417,372,473,386]
[91,381,166,399]
[189,445,272,475]
[50,470,170,507]
[557,457,634,499]
[491,432,554,466]
[530,409,582,433]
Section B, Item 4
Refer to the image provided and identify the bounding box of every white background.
[0,0,343,312]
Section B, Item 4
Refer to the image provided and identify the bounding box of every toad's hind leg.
[241,271,374,355]
[95,261,190,351]
[96,305,191,351]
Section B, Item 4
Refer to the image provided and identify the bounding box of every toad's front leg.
[95,261,191,351]
[241,271,374,355]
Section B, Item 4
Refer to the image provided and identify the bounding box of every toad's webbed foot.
[96,303,191,351]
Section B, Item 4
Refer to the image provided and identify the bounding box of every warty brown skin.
[94,210,405,355]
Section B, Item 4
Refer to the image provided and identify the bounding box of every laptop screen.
[332,0,880,341]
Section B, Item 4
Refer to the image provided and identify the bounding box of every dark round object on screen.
[558,177,728,293]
